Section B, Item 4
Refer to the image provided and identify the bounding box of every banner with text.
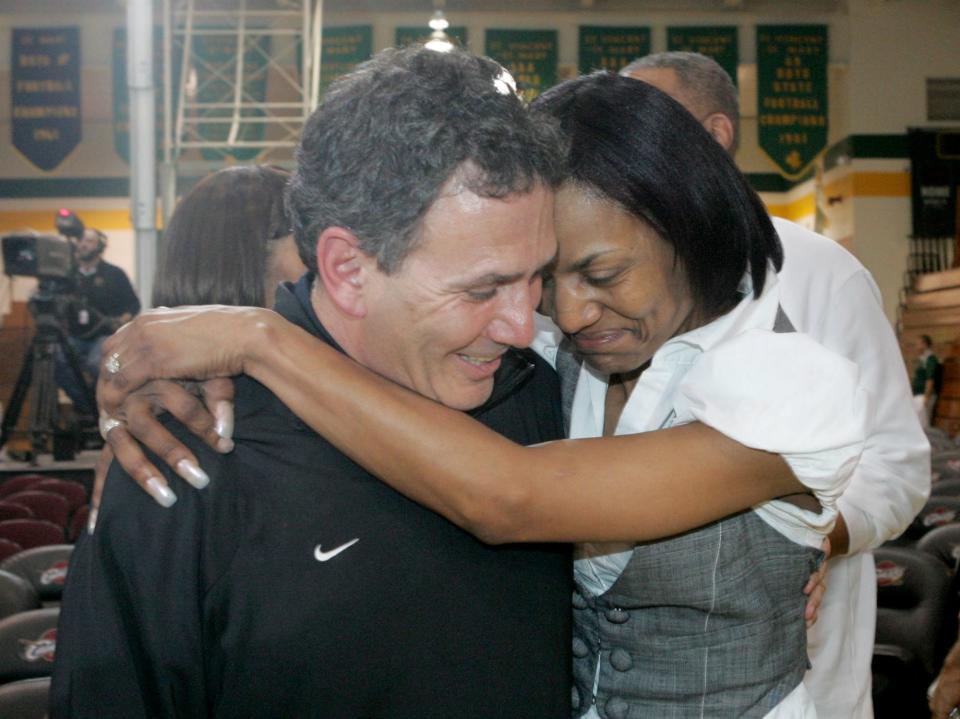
[667,26,738,84]
[11,26,81,171]
[321,26,372,94]
[396,26,468,49]
[112,28,182,164]
[578,26,649,75]
[485,29,557,101]
[192,32,271,161]
[756,24,828,177]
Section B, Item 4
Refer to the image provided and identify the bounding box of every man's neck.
[77,257,100,274]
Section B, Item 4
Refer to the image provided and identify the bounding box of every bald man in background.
[621,51,930,719]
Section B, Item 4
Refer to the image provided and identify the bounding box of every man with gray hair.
[52,46,571,718]
[622,50,930,719]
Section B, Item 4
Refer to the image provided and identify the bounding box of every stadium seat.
[0,545,74,603]
[0,540,22,564]
[0,608,59,683]
[0,570,40,621]
[0,502,33,522]
[903,497,960,542]
[32,479,87,513]
[0,521,65,550]
[1,492,69,529]
[931,478,960,498]
[0,677,50,719]
[0,476,46,500]
[917,523,960,603]
[872,547,957,719]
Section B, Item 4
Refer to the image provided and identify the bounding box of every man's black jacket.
[52,277,571,718]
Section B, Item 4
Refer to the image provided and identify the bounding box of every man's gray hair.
[287,45,566,274]
[620,51,740,154]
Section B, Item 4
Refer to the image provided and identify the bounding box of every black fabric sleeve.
[110,264,141,317]
[51,439,232,718]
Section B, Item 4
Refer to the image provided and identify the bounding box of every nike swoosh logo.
[314,538,360,562]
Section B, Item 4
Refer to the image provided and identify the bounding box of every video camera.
[1,208,85,286]
[2,232,75,282]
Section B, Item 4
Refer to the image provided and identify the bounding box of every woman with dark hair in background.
[97,75,864,716]
[154,165,304,309]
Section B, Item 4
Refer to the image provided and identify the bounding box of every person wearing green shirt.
[912,334,940,427]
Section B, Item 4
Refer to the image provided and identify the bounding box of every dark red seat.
[0,569,39,620]
[0,608,59,683]
[0,677,51,719]
[68,505,90,543]
[32,479,87,513]
[0,521,64,550]
[1,492,69,529]
[0,476,46,500]
[0,502,34,522]
[0,539,23,563]
[0,545,74,602]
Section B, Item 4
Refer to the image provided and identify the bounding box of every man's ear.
[702,112,735,154]
[314,226,374,317]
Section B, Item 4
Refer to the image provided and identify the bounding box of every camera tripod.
[0,283,97,463]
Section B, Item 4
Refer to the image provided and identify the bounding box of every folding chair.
[902,497,960,543]
[0,608,59,683]
[872,547,956,719]
[0,521,65,550]
[0,540,22,564]
[931,478,960,498]
[0,502,34,522]
[1,493,69,529]
[0,677,50,719]
[0,545,74,603]
[0,476,46,501]
[32,479,87,514]
[0,570,39,621]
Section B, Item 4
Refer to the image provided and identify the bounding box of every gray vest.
[570,306,820,718]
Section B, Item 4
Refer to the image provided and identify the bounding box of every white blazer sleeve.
[672,330,868,545]
[814,271,931,553]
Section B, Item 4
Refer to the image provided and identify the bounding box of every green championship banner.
[112,28,182,164]
[321,26,372,94]
[11,27,81,171]
[578,26,649,75]
[192,32,271,161]
[485,29,557,101]
[396,26,468,49]
[667,26,738,84]
[756,25,828,177]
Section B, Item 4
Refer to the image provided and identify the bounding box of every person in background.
[82,165,306,521]
[56,226,140,418]
[154,165,304,309]
[912,333,940,428]
[931,635,960,719]
[620,50,931,719]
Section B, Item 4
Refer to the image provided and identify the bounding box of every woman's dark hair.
[530,71,782,319]
[153,165,292,308]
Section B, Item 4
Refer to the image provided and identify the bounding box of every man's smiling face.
[354,180,556,411]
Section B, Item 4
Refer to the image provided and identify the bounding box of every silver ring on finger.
[104,351,122,375]
[98,414,125,441]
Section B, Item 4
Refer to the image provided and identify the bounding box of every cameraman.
[55,227,140,418]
